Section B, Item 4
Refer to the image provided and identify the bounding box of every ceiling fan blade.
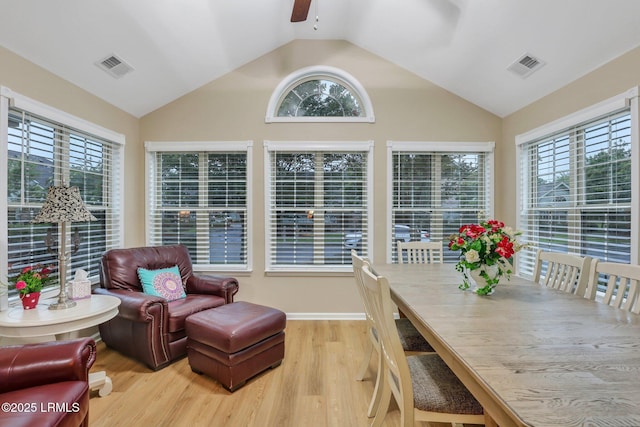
[291,0,312,22]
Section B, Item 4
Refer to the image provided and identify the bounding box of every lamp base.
[49,276,76,310]
[48,299,77,310]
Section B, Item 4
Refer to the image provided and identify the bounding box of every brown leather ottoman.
[185,301,286,391]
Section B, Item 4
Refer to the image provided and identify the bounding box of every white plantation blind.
[517,109,632,279]
[388,141,495,263]
[264,141,373,271]
[5,105,123,294]
[145,141,251,270]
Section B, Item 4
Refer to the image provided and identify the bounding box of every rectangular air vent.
[96,54,134,79]
[507,53,545,78]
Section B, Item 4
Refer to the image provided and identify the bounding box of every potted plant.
[448,219,525,295]
[11,265,54,309]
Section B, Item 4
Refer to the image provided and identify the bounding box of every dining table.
[372,262,640,427]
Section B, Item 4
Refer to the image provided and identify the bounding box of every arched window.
[266,66,375,123]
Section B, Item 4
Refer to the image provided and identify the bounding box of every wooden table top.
[373,263,640,427]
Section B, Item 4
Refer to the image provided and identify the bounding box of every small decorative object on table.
[69,269,91,300]
[448,219,525,295]
[11,264,54,309]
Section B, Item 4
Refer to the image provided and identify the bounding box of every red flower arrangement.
[449,219,525,294]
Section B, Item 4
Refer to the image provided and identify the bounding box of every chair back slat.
[626,279,640,314]
[533,250,592,298]
[397,241,443,264]
[590,261,640,314]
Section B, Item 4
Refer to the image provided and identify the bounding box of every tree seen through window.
[277,79,363,117]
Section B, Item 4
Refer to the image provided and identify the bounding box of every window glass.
[518,110,632,285]
[147,149,249,269]
[391,150,491,263]
[6,108,121,296]
[266,66,374,123]
[277,79,363,117]
[266,143,371,270]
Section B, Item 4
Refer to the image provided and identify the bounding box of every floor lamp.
[32,185,96,310]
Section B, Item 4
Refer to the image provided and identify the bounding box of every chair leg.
[367,347,383,417]
[371,367,392,427]
[356,339,374,381]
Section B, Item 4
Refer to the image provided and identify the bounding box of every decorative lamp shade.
[32,186,97,223]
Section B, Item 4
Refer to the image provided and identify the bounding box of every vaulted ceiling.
[2,0,640,118]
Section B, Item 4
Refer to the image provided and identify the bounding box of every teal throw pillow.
[138,265,186,301]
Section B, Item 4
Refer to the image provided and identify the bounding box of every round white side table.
[0,294,120,397]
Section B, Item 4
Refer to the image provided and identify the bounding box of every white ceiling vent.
[507,53,545,78]
[95,54,134,79]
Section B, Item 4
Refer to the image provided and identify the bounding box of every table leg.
[89,371,113,397]
[55,331,79,341]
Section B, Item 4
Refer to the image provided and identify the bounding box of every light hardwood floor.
[89,320,406,427]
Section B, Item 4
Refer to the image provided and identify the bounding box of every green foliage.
[277,79,362,117]
[11,264,54,295]
[585,147,631,203]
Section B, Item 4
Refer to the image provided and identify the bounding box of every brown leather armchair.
[0,338,96,427]
[94,245,239,371]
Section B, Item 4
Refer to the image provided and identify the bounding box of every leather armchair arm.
[0,338,96,394]
[186,274,239,304]
[93,288,167,322]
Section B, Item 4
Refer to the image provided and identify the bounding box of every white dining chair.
[533,249,592,298]
[397,241,443,264]
[351,250,434,418]
[359,264,485,427]
[586,260,640,313]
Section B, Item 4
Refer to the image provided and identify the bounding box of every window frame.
[264,140,374,274]
[144,140,253,273]
[515,87,640,278]
[265,66,375,123]
[1,87,125,303]
[386,141,496,263]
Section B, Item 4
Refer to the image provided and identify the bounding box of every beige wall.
[0,45,144,246]
[140,40,502,314]
[500,45,640,228]
[4,39,638,315]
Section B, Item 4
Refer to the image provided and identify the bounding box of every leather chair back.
[100,245,194,291]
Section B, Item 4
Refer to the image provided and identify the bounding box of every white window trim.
[144,140,254,272]
[386,141,496,263]
[388,141,495,153]
[0,94,9,293]
[264,140,374,273]
[515,87,640,265]
[265,66,375,123]
[1,87,126,146]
